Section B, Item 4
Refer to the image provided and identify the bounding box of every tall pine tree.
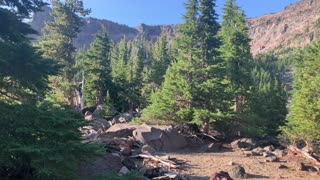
[219,0,252,112]
[143,0,232,126]
[76,26,112,106]
[37,0,89,106]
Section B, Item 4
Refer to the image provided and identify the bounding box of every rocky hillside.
[30,6,177,49]
[247,0,320,55]
[31,0,320,54]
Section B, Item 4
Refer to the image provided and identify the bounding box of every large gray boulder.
[133,124,187,152]
[103,124,138,138]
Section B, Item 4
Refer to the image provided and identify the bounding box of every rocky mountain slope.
[30,0,320,55]
[30,6,177,49]
[247,0,320,55]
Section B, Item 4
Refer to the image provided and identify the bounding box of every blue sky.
[82,0,300,27]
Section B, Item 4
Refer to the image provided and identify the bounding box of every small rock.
[279,164,288,169]
[243,151,252,157]
[210,171,233,180]
[264,145,275,152]
[273,149,285,157]
[228,161,238,166]
[229,165,247,179]
[262,151,274,157]
[265,156,278,162]
[164,172,178,179]
[119,166,130,175]
[141,144,156,154]
[251,147,265,156]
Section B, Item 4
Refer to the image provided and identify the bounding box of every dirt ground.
[167,146,320,180]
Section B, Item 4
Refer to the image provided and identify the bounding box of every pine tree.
[0,1,58,103]
[143,0,232,126]
[281,40,320,144]
[36,0,90,106]
[219,0,252,112]
[244,54,287,137]
[111,36,130,111]
[77,26,112,106]
[151,28,171,86]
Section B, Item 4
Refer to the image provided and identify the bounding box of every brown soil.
[167,146,320,180]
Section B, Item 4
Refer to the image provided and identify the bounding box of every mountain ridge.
[30,0,320,55]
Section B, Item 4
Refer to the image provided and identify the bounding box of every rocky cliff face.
[247,0,320,55]
[30,6,177,49]
[31,0,320,54]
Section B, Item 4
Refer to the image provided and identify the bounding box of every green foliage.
[76,26,112,106]
[218,0,252,107]
[242,54,287,137]
[281,39,320,144]
[0,102,103,179]
[142,0,233,126]
[36,0,89,106]
[0,8,58,103]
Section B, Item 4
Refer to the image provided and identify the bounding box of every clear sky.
[82,0,300,27]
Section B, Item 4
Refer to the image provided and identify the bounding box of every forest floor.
[165,145,320,180]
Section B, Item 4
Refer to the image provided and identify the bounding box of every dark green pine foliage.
[0,102,103,179]
[151,28,171,86]
[143,0,232,125]
[0,0,102,179]
[0,1,58,103]
[281,40,320,144]
[77,26,112,106]
[244,54,287,137]
[219,0,252,112]
[111,36,130,111]
[37,0,90,105]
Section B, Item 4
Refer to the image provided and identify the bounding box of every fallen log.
[137,154,179,168]
[288,145,320,165]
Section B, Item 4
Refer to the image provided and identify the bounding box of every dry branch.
[288,145,320,165]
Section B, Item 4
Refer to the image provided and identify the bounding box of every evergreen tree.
[143,0,232,126]
[77,26,112,106]
[151,28,171,86]
[37,0,90,106]
[111,36,130,111]
[244,54,287,137]
[219,0,252,112]
[281,39,320,144]
[0,1,58,103]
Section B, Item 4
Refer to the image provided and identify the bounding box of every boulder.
[231,138,257,151]
[103,124,138,138]
[93,104,104,117]
[111,112,134,124]
[229,165,247,179]
[133,124,187,151]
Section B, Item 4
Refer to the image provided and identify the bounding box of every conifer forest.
[1,0,320,179]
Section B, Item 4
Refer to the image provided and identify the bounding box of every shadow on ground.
[247,173,270,179]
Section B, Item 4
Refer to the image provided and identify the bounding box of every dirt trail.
[167,148,320,180]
